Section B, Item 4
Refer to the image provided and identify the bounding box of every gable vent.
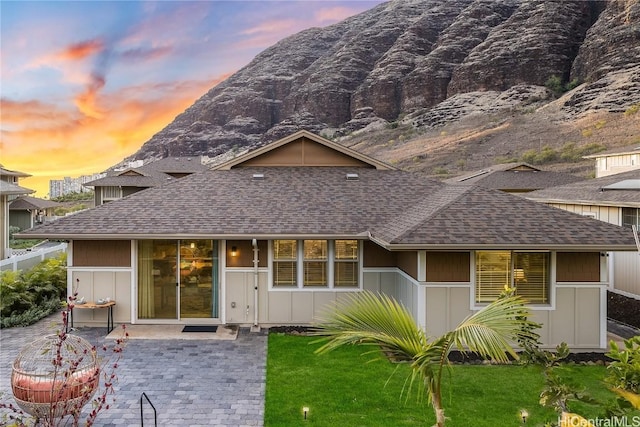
[346,173,359,181]
[252,173,265,180]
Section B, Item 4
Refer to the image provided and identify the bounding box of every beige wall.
[547,203,620,225]
[546,202,639,298]
[425,286,473,338]
[612,252,640,297]
[68,269,132,326]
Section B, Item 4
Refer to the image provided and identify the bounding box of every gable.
[214,130,393,170]
[120,170,144,176]
[234,137,374,168]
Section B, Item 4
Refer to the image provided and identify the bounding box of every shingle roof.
[445,163,582,191]
[84,157,209,188]
[20,167,636,250]
[526,169,640,207]
[9,196,61,210]
[0,181,34,196]
[0,166,31,178]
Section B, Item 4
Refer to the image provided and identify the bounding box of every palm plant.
[313,291,538,427]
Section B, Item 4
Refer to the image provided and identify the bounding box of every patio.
[0,313,267,427]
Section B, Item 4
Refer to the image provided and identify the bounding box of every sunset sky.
[1,0,385,197]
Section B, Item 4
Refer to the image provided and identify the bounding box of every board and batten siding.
[67,240,134,326]
[422,250,606,349]
[546,202,640,298]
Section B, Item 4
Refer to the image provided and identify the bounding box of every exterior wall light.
[520,409,528,424]
[303,406,309,420]
[231,246,238,257]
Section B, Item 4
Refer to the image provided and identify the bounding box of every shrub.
[624,104,639,116]
[0,254,67,328]
[545,75,564,97]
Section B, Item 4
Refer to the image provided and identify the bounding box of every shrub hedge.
[0,254,67,328]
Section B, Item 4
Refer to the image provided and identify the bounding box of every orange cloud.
[74,72,106,119]
[2,74,228,197]
[55,38,104,61]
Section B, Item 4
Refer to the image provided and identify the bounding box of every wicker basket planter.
[11,334,99,419]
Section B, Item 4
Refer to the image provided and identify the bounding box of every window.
[102,186,122,202]
[273,240,297,287]
[475,251,549,304]
[272,240,359,289]
[304,240,327,287]
[622,208,640,229]
[334,240,358,287]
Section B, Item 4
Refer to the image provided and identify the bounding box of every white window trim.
[470,250,556,311]
[268,239,362,291]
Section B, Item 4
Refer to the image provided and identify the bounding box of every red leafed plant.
[1,291,128,427]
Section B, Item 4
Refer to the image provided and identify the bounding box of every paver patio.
[0,313,267,426]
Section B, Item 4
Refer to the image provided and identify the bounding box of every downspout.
[252,239,259,329]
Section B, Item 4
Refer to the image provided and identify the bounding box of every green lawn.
[265,334,637,427]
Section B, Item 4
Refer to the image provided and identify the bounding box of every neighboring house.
[444,163,583,193]
[18,131,637,350]
[9,196,61,230]
[584,146,640,178]
[0,166,34,259]
[526,169,640,299]
[84,157,209,205]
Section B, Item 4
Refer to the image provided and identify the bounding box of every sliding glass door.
[138,240,219,320]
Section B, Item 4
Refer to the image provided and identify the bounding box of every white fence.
[0,242,67,272]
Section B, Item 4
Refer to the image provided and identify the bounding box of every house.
[84,157,210,205]
[17,131,638,350]
[444,163,583,193]
[1,165,34,259]
[9,196,62,230]
[584,146,640,178]
[526,169,640,299]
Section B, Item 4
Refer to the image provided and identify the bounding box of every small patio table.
[68,301,116,334]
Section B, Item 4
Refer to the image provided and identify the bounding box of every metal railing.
[140,392,157,426]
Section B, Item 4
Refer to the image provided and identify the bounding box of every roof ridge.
[375,184,473,243]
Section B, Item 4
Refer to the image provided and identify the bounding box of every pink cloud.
[314,6,362,24]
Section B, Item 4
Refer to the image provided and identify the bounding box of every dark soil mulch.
[608,291,640,329]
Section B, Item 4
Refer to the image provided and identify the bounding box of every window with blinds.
[475,251,550,304]
[273,240,297,287]
[303,240,327,287]
[272,240,359,289]
[334,240,358,287]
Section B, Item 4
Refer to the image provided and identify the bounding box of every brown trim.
[556,252,600,282]
[362,240,397,267]
[426,252,470,282]
[226,240,268,267]
[73,240,131,267]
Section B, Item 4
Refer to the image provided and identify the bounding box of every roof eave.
[13,232,371,240]
[378,243,639,251]
[526,197,640,208]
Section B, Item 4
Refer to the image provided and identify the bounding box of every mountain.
[124,0,640,176]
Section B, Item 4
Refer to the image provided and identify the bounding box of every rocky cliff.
[126,0,640,168]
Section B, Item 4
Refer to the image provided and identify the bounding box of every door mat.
[182,325,218,333]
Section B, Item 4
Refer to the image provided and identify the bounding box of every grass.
[265,334,638,427]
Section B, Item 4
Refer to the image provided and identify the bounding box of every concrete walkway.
[0,313,267,426]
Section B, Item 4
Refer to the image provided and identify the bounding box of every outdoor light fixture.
[520,409,528,424]
[190,242,195,249]
[302,406,309,420]
[231,246,238,257]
